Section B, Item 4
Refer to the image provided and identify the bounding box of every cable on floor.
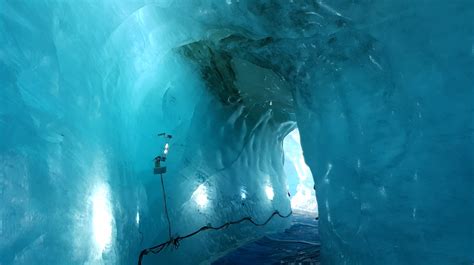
[138,174,292,265]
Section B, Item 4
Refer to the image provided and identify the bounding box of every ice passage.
[284,128,318,214]
[0,1,473,265]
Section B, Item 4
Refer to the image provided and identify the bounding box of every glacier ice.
[0,2,294,264]
[1,0,473,265]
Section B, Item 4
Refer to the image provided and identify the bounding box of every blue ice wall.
[292,2,474,264]
[1,1,473,265]
[0,2,294,264]
[171,1,474,264]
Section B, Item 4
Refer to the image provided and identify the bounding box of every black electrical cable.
[160,173,172,239]
[138,209,292,265]
[139,168,292,265]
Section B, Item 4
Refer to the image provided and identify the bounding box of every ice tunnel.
[0,1,473,265]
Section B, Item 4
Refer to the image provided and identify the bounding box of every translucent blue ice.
[1,1,473,265]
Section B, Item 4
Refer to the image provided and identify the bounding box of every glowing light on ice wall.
[192,184,209,208]
[91,183,113,254]
[265,185,274,200]
[240,187,247,200]
[283,129,318,213]
[136,210,140,225]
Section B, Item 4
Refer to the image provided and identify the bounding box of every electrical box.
[154,166,167,175]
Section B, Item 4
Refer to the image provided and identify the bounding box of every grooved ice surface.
[1,1,473,265]
[0,2,293,264]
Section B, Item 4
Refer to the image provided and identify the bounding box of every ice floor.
[213,213,320,265]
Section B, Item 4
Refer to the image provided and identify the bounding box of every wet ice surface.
[213,213,320,265]
[1,1,472,264]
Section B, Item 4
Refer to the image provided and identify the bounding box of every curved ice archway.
[0,1,472,265]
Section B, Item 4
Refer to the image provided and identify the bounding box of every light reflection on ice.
[240,187,247,200]
[91,183,113,255]
[265,185,274,200]
[192,184,209,208]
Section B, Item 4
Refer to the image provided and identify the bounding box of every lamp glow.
[91,184,113,254]
[240,187,247,200]
[192,184,209,208]
[265,185,274,200]
[163,143,169,155]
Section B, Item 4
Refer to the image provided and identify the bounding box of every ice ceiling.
[0,0,473,265]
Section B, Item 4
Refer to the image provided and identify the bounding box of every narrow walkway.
[213,213,320,265]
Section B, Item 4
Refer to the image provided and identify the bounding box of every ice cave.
[0,1,473,265]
